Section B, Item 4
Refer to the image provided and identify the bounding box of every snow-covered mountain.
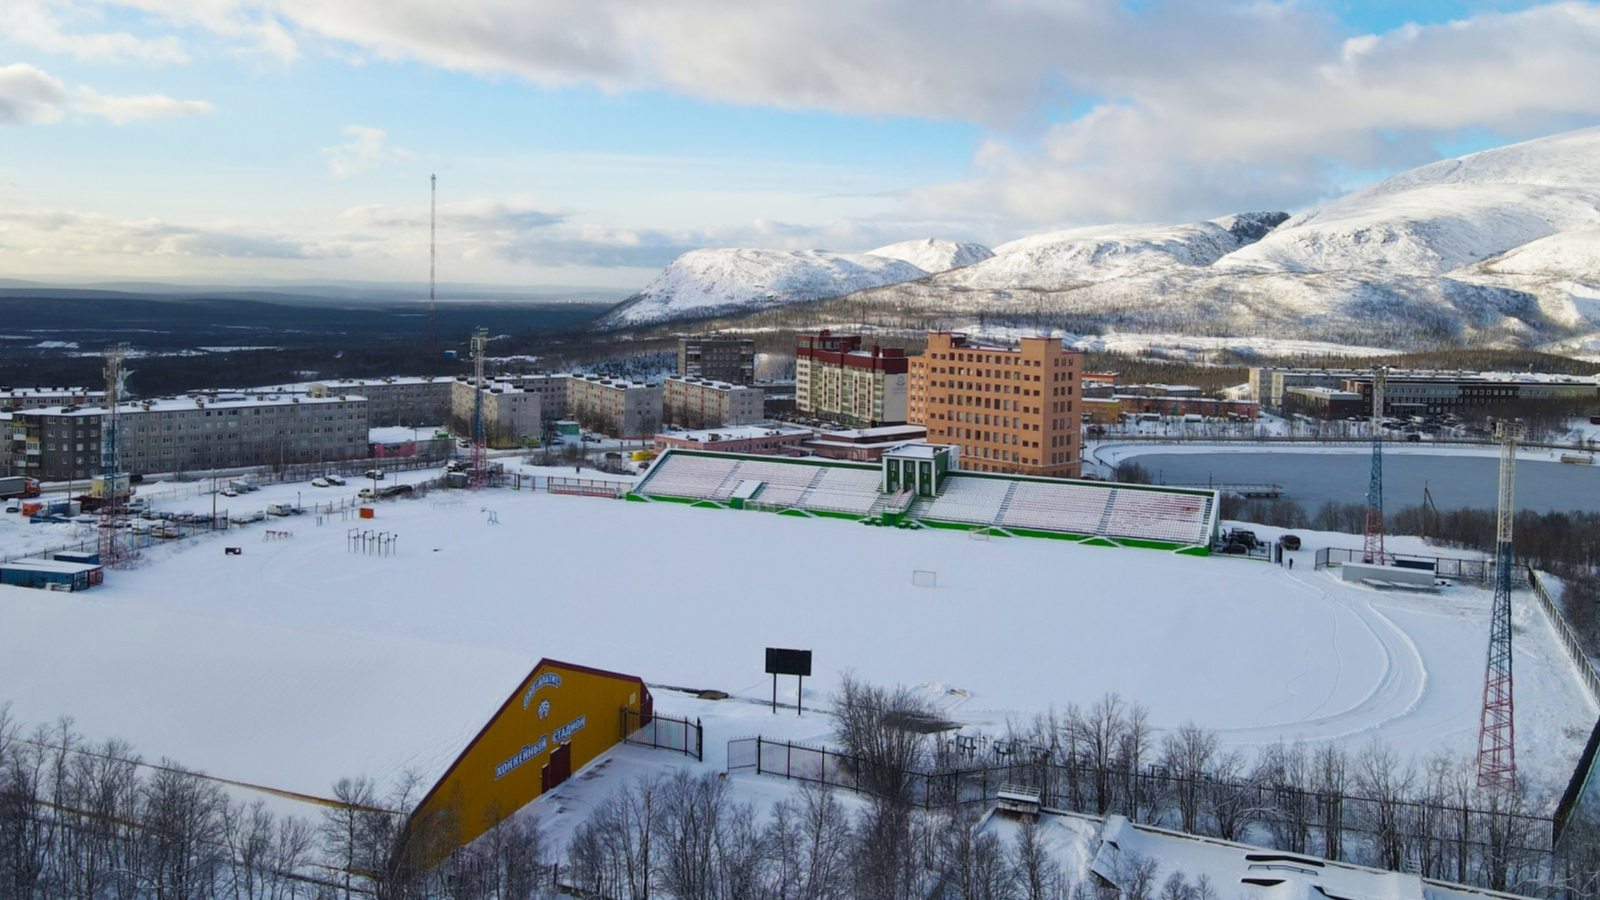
[865,238,994,273]
[599,248,931,327]
[602,127,1600,356]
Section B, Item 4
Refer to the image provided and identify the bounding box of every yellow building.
[411,659,653,852]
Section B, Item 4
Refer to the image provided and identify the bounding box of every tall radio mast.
[1478,420,1525,790]
[428,174,437,353]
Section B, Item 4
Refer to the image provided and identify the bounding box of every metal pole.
[772,673,777,714]
[797,675,803,716]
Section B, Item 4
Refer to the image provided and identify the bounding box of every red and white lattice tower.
[1362,365,1387,564]
[470,327,489,488]
[1478,420,1525,790]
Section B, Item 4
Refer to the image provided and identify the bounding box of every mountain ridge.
[600,127,1600,358]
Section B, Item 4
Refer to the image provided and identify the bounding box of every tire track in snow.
[1220,572,1427,745]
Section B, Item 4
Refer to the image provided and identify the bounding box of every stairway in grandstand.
[1096,490,1119,536]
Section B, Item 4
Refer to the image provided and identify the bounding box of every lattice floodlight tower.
[1478,420,1525,791]
[1363,365,1388,564]
[470,327,489,488]
[97,344,134,568]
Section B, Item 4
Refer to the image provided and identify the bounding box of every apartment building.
[12,393,370,479]
[0,387,106,411]
[566,374,663,439]
[678,336,756,385]
[504,373,570,421]
[309,377,452,426]
[450,379,543,448]
[908,332,1083,478]
[663,376,765,428]
[795,331,909,427]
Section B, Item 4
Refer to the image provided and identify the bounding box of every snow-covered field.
[0,471,1594,818]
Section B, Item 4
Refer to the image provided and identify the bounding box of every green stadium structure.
[630,448,1220,552]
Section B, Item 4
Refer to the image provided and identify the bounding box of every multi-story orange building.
[908,332,1083,478]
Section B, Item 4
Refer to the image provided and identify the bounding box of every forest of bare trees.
[7,672,1600,900]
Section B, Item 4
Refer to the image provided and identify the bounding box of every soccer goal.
[911,570,938,588]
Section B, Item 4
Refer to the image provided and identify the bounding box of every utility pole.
[1478,420,1525,790]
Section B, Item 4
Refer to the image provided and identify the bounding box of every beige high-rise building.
[908,332,1083,478]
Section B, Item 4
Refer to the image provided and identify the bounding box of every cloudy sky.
[2,0,1599,292]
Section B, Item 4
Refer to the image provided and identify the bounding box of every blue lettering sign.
[522,672,563,709]
[552,715,587,744]
[493,735,548,779]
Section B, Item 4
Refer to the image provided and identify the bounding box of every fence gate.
[621,709,703,761]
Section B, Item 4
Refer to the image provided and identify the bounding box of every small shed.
[54,550,101,565]
[0,559,104,592]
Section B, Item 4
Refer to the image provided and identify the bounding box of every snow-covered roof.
[314,376,447,387]
[368,426,447,445]
[1091,815,1530,900]
[22,393,367,417]
[0,559,101,574]
[666,376,757,392]
[658,424,810,443]
[817,425,928,440]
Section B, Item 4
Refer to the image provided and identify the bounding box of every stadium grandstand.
[630,448,1219,552]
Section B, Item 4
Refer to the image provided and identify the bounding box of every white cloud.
[319,125,414,177]
[0,64,72,125]
[74,86,214,123]
[0,207,345,258]
[84,0,1600,229]
[0,1,189,63]
[0,62,214,126]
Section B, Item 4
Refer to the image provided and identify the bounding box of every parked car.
[221,488,238,497]
[325,474,346,486]
[311,478,330,488]
[364,469,386,480]
[5,505,17,514]
[266,503,293,516]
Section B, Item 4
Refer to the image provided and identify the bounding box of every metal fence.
[728,735,1557,887]
[621,710,702,761]
[1529,569,1600,707]
[1314,546,1524,584]
[545,477,630,499]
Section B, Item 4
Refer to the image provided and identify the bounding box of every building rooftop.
[315,376,448,387]
[0,387,106,397]
[369,426,447,445]
[815,424,927,441]
[1289,386,1363,399]
[658,424,810,443]
[0,559,102,574]
[666,376,753,391]
[22,393,368,417]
